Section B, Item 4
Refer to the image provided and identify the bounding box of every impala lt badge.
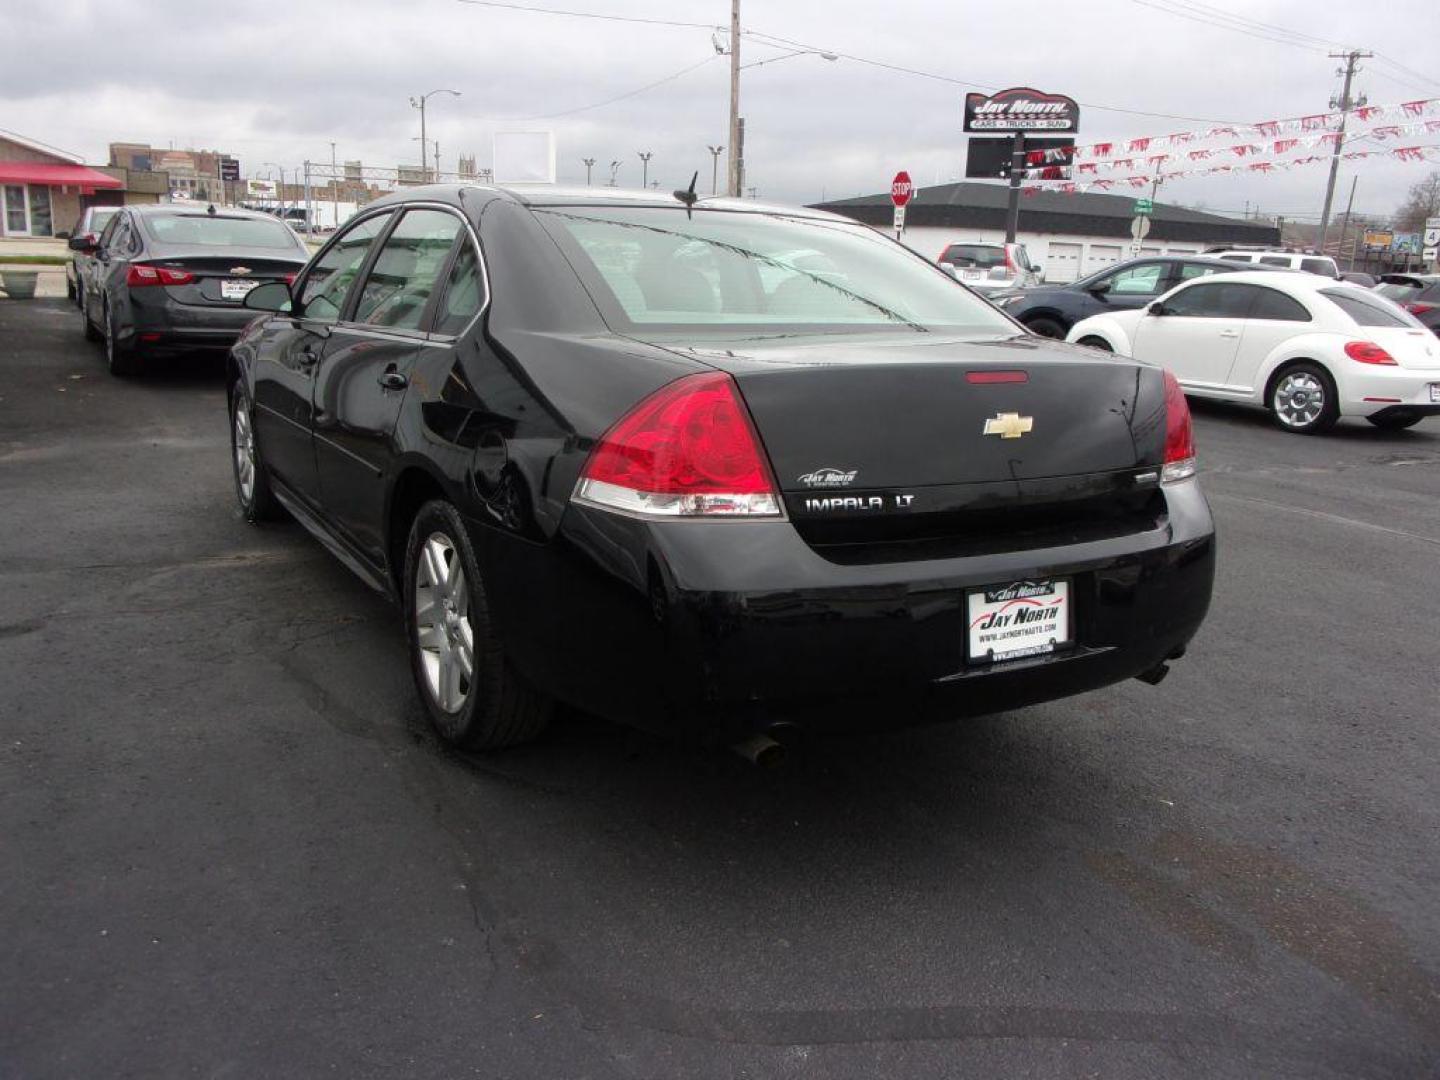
[983,412,1034,439]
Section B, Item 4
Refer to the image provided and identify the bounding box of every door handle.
[378,370,409,391]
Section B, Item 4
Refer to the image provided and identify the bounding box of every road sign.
[247,178,277,198]
[893,204,907,232]
[891,171,914,207]
[1426,247,1439,265]
[1128,242,1144,256]
[1130,215,1152,240]
[220,157,240,181]
[1133,197,1153,216]
[1425,216,1440,248]
[964,87,1080,134]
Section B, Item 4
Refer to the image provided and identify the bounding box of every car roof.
[1183,269,1341,291]
[363,183,846,223]
[125,203,285,222]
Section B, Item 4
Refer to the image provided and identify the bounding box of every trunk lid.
[645,332,1171,558]
[146,248,307,308]
[1367,326,1440,370]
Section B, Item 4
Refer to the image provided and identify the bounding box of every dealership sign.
[964,87,1080,133]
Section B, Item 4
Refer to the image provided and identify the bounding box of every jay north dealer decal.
[963,87,1080,133]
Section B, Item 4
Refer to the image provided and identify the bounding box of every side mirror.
[243,281,293,312]
[68,235,97,253]
[1147,301,1166,316]
[1088,281,1112,297]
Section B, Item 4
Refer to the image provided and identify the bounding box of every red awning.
[0,162,123,192]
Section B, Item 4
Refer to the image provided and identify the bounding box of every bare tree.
[1393,170,1440,232]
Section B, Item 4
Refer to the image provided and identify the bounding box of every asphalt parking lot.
[2,297,1438,1079]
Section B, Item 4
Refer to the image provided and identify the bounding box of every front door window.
[4,185,28,234]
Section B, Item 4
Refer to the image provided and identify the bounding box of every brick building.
[0,129,122,238]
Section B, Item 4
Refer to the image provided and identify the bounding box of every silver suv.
[936,241,1042,293]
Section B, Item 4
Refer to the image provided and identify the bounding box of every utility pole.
[726,0,741,196]
[707,145,724,195]
[330,141,339,229]
[638,151,652,188]
[1337,175,1358,270]
[434,141,441,182]
[418,100,428,181]
[1318,50,1370,254]
[582,157,596,185]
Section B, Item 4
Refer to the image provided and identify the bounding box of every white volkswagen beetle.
[1066,270,1440,433]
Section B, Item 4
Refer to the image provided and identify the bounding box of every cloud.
[4,0,1436,221]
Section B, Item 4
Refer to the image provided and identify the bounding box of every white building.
[813,181,1280,283]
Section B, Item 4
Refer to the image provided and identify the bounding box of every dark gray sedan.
[72,204,310,375]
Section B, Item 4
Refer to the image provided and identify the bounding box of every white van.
[1205,247,1339,278]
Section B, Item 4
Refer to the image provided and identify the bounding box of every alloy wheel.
[233,402,256,503]
[1273,371,1325,429]
[413,532,474,713]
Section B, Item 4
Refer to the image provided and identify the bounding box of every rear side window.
[1246,287,1310,322]
[1258,256,1290,267]
[943,245,1005,269]
[1321,288,1421,328]
[1301,258,1336,277]
[301,212,392,323]
[432,241,486,335]
[353,209,464,330]
[1179,263,1224,281]
[1219,254,1254,263]
[87,208,117,235]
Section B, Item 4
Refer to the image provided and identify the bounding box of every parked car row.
[69,204,310,375]
[1064,270,1440,433]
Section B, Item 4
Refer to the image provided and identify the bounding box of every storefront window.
[3,185,26,234]
[28,186,52,236]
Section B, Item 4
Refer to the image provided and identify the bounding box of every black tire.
[1025,316,1066,339]
[229,382,284,523]
[1076,335,1113,352]
[403,499,551,751]
[1268,361,1338,435]
[1366,413,1423,431]
[80,286,101,342]
[103,302,138,376]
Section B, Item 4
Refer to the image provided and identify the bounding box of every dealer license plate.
[1429,383,1440,403]
[967,579,1072,663]
[961,269,983,281]
[221,279,258,301]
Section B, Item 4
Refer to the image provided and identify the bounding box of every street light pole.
[727,0,741,197]
[707,145,724,195]
[637,151,652,189]
[410,89,461,183]
[582,157,596,185]
[608,160,622,187]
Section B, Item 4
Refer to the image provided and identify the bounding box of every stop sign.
[891,171,913,207]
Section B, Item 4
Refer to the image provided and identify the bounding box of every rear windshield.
[942,244,1006,269]
[140,213,300,249]
[535,207,1017,336]
[1320,288,1424,329]
[1375,279,1430,301]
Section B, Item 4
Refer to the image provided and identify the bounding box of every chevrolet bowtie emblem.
[229,266,252,275]
[983,412,1034,439]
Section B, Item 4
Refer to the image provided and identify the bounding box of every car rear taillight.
[1343,341,1397,365]
[1405,302,1435,316]
[126,264,193,287]
[1003,246,1016,274]
[575,372,782,518]
[284,272,297,285]
[1161,370,1196,484]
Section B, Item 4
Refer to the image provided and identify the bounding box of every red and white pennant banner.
[1020,144,1440,196]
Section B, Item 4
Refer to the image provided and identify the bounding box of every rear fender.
[1254,335,1342,405]
[1069,316,1131,355]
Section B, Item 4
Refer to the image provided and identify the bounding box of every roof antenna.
[672,171,699,218]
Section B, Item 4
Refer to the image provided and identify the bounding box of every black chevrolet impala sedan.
[227,185,1215,751]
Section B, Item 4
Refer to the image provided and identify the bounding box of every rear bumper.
[501,479,1215,742]
[125,291,262,352]
[1339,366,1440,416]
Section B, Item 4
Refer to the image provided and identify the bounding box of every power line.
[476,54,720,121]
[741,28,1242,124]
[1128,0,1327,52]
[454,0,715,29]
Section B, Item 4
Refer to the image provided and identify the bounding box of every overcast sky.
[5,0,1437,223]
